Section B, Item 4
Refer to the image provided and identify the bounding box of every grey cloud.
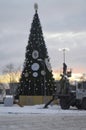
[0,0,86,74]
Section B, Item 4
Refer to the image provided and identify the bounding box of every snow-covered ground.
[0,104,86,130]
[0,104,86,115]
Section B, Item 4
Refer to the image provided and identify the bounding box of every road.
[0,114,86,130]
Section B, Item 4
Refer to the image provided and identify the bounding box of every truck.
[44,63,86,110]
[58,79,86,110]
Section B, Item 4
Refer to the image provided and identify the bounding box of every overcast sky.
[0,0,86,74]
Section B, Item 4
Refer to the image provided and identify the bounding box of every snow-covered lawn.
[0,104,86,115]
[0,104,86,130]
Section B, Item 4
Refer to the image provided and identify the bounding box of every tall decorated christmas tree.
[16,4,56,98]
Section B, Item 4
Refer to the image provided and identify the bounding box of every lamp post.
[59,48,69,75]
[37,59,46,96]
[59,48,69,64]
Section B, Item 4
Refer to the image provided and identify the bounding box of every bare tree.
[3,64,14,73]
[2,63,21,95]
[3,64,15,83]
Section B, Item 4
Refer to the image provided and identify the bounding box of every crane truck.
[44,63,86,110]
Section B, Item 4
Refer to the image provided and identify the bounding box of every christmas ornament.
[32,50,39,59]
[33,72,38,77]
[31,63,40,71]
[41,70,46,76]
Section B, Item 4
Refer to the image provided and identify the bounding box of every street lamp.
[59,48,70,75]
[59,48,69,63]
[37,59,46,96]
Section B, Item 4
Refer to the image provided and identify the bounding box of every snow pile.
[0,104,86,115]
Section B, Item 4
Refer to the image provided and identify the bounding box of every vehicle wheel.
[76,100,82,110]
[60,97,70,110]
[76,104,82,110]
[82,98,86,110]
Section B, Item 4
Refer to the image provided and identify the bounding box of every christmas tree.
[16,4,56,98]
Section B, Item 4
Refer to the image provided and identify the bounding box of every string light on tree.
[16,3,56,98]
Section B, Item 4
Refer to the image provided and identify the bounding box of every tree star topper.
[34,3,38,12]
